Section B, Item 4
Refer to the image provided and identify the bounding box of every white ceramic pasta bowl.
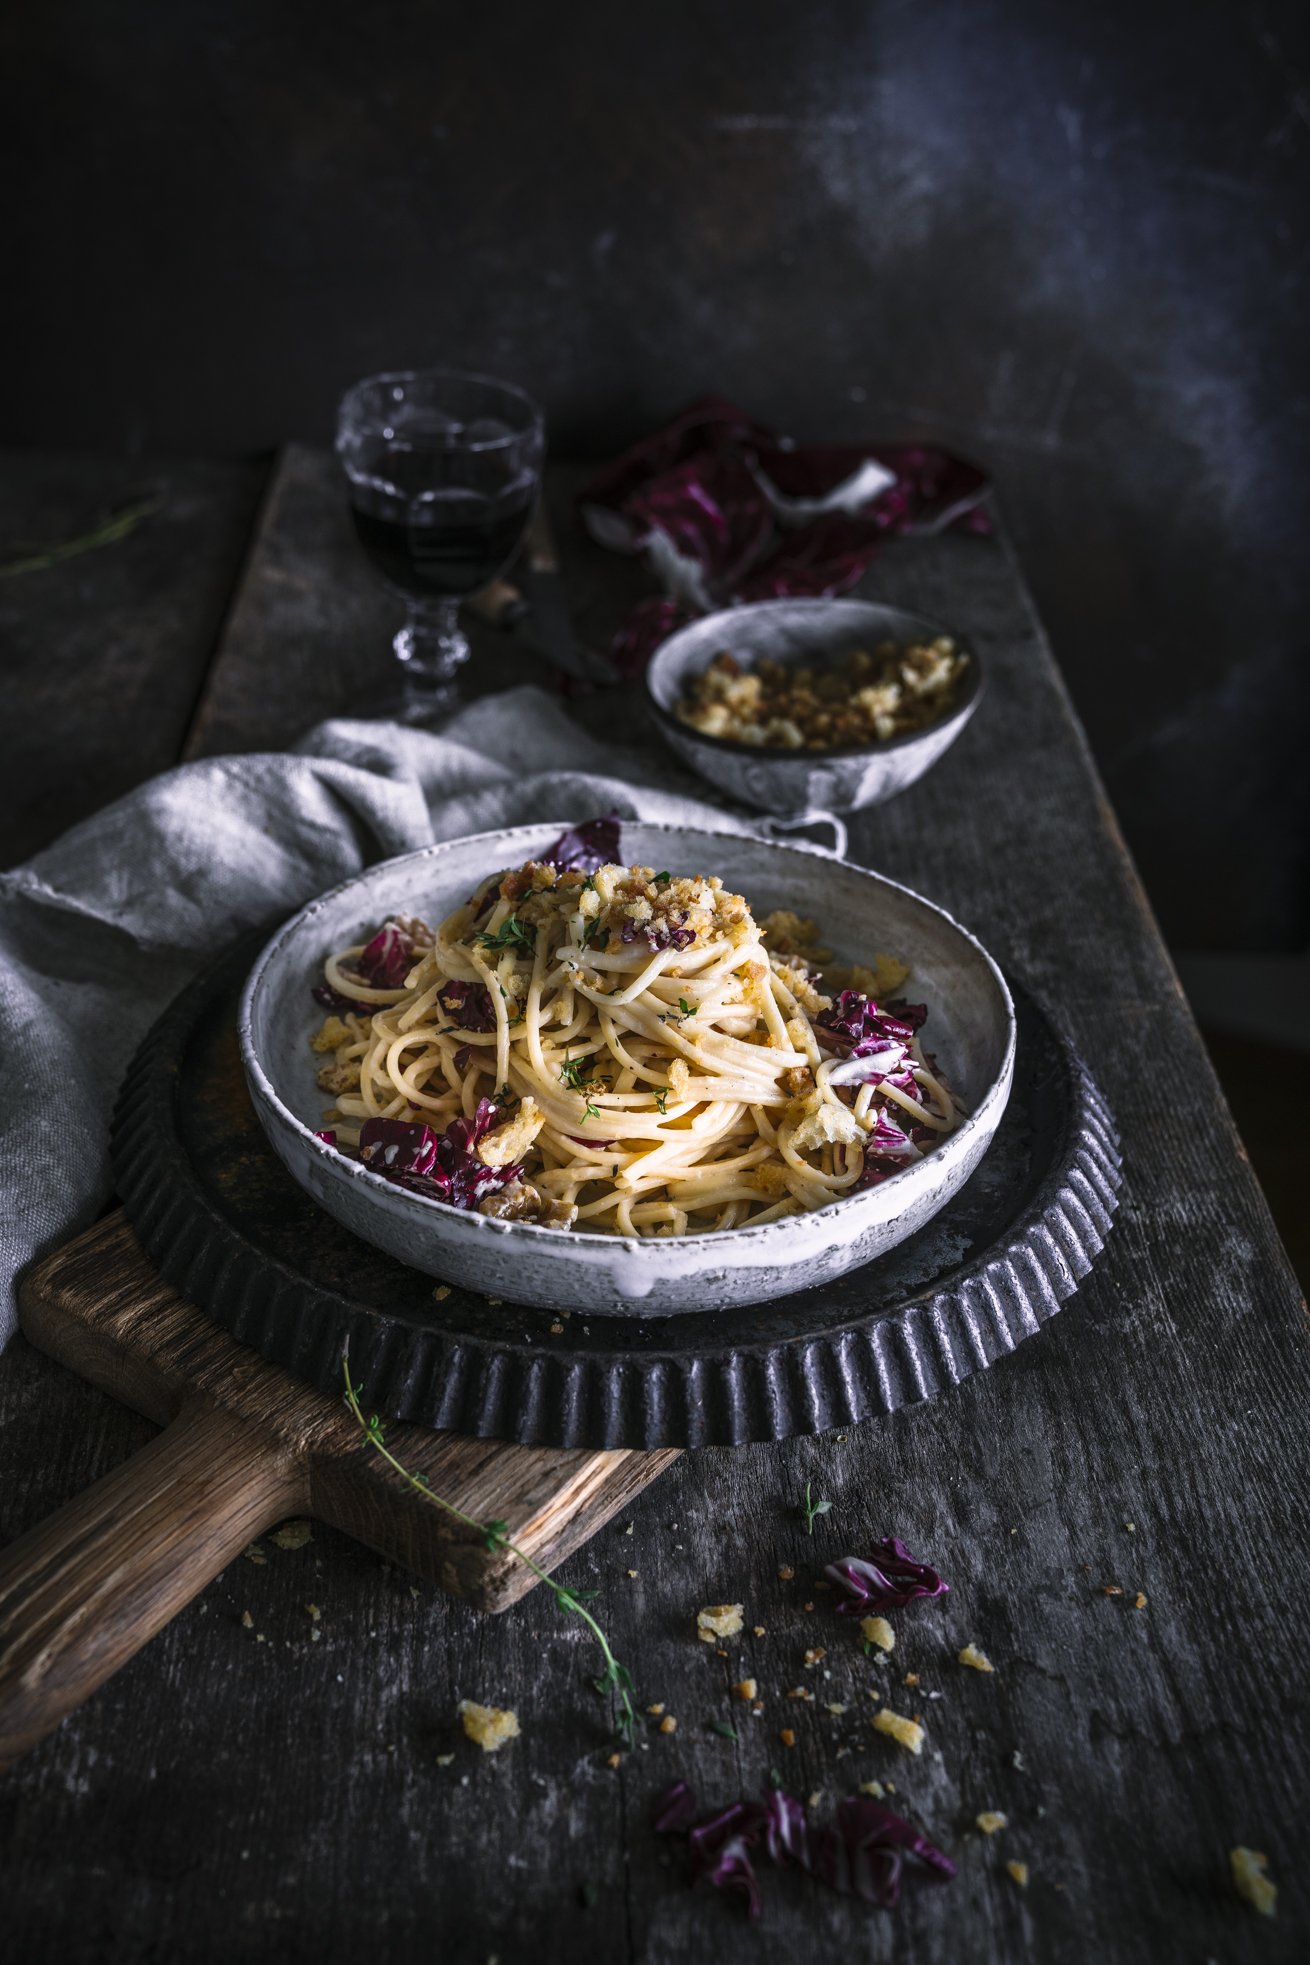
[239,823,1015,1316]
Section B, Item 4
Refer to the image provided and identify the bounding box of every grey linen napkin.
[0,687,741,1345]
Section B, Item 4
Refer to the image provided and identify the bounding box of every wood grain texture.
[12,1210,676,1616]
[0,449,266,865]
[1,452,1308,1961]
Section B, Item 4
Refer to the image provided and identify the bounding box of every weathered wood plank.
[0,450,265,864]
[1,468,1307,1961]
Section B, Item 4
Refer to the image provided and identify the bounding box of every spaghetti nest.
[309,858,962,1238]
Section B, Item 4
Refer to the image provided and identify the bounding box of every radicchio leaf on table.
[654,1781,953,1920]
[824,1538,949,1614]
[579,397,990,669]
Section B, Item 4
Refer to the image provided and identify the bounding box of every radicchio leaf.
[356,1102,522,1211]
[815,991,926,1058]
[579,399,990,671]
[824,1538,949,1614]
[313,1129,337,1147]
[653,1781,700,1834]
[620,909,696,952]
[311,982,363,1013]
[654,1781,953,1920]
[437,979,497,1032]
[358,918,429,990]
[543,812,623,873]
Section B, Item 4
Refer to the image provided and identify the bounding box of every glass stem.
[394,598,470,699]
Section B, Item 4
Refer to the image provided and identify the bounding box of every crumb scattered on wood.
[1230,1846,1277,1918]
[733,1678,758,1702]
[779,1728,796,1748]
[976,1811,1008,1835]
[858,1779,885,1799]
[697,1603,744,1642]
[272,1520,313,1551]
[1134,1592,1148,1609]
[871,1708,924,1755]
[239,1610,253,1629]
[861,1614,895,1651]
[659,1715,678,1735]
[458,1700,520,1753]
[777,1565,795,1581]
[959,1642,995,1673]
[1006,1860,1029,1888]
[432,1285,451,1302]
[243,1543,267,1566]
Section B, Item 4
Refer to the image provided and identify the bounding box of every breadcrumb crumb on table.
[659,1715,678,1735]
[959,1642,995,1673]
[976,1811,1008,1835]
[1230,1847,1277,1917]
[858,1780,885,1799]
[1006,1860,1029,1888]
[861,1615,895,1652]
[871,1708,924,1755]
[458,1700,520,1753]
[432,1285,452,1302]
[697,1603,744,1642]
[271,1520,312,1551]
[732,1679,758,1702]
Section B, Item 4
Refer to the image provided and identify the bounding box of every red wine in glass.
[349,442,537,599]
[336,370,544,722]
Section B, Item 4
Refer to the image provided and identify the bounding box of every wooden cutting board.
[0,1210,678,1770]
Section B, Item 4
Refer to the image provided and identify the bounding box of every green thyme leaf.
[800,1480,833,1535]
[476,914,535,953]
[709,1720,739,1740]
[654,1088,669,1115]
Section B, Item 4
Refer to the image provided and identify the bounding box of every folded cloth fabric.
[0,687,739,1346]
[579,397,991,674]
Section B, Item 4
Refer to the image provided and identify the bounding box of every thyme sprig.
[342,1358,637,1746]
[476,913,535,954]
[0,496,161,579]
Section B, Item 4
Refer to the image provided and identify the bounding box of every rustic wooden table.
[1,448,1306,1963]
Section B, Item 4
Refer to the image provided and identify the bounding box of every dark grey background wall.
[4,0,1308,949]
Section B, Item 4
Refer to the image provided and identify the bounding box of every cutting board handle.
[0,1399,306,1770]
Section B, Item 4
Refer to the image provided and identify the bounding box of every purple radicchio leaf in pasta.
[311,982,363,1013]
[824,1538,949,1614]
[357,919,423,990]
[313,1129,337,1147]
[854,1109,919,1190]
[437,979,497,1032]
[620,909,696,952]
[815,991,926,1058]
[357,1102,522,1211]
[543,811,624,873]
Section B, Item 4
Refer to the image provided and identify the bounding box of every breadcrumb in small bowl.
[645,598,983,815]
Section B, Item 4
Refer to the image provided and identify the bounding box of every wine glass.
[336,368,544,721]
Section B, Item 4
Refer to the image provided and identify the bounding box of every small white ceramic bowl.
[645,598,983,815]
[240,823,1014,1316]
